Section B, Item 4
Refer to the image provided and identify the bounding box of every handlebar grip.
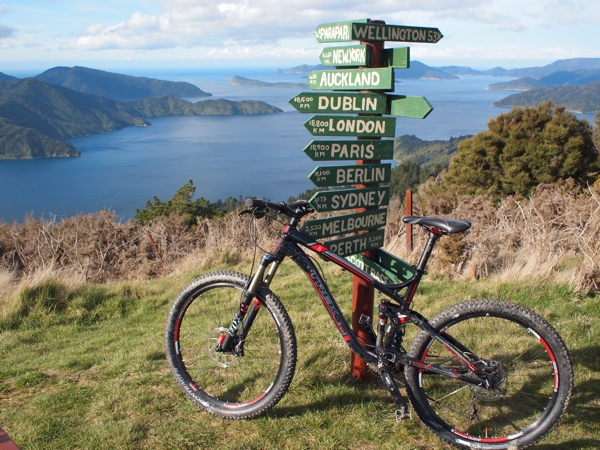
[245,198,267,209]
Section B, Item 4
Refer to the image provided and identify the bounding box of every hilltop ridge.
[35,66,210,101]
[0,77,282,159]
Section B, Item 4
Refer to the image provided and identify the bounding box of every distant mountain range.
[278,57,600,111]
[227,75,308,89]
[280,57,600,84]
[277,61,457,80]
[493,81,600,113]
[0,71,17,81]
[34,66,210,101]
[0,70,282,159]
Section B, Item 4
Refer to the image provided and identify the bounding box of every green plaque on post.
[307,67,394,91]
[309,163,391,187]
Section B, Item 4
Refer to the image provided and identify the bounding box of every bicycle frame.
[222,220,487,389]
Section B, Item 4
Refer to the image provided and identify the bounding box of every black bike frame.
[234,222,486,386]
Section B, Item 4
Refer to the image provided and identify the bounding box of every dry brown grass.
[385,178,600,293]
[1,179,599,301]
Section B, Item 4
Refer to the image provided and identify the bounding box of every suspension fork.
[218,256,282,353]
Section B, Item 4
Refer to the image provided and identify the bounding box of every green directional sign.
[346,252,400,284]
[307,67,393,91]
[309,163,391,187]
[387,95,433,119]
[301,209,387,239]
[325,229,385,257]
[346,249,415,284]
[303,140,393,161]
[375,248,415,282]
[352,23,443,43]
[314,19,369,43]
[320,44,369,66]
[304,115,396,137]
[289,92,386,114]
[384,47,409,69]
[309,186,390,212]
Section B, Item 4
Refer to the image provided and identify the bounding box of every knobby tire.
[405,299,573,449]
[165,271,297,419]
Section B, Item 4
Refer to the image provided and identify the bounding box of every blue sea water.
[0,70,595,222]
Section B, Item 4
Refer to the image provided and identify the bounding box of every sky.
[1,0,599,76]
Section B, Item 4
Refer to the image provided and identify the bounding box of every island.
[493,81,600,113]
[227,75,308,89]
[35,66,211,101]
[0,77,282,159]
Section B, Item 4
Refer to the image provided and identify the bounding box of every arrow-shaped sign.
[309,163,391,187]
[289,92,387,115]
[301,209,388,239]
[319,44,370,66]
[303,140,394,161]
[387,95,433,119]
[384,47,409,69]
[306,67,394,91]
[314,19,369,43]
[309,186,390,212]
[351,23,443,43]
[325,229,385,257]
[304,115,396,137]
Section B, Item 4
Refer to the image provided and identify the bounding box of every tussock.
[1,179,599,312]
[386,179,600,293]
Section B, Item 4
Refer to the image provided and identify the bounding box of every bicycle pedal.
[395,407,412,422]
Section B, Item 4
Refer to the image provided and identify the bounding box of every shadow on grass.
[267,344,600,449]
[535,344,600,449]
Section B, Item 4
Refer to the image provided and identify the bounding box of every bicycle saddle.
[403,216,472,235]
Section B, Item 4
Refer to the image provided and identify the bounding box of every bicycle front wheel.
[405,299,573,449]
[165,271,297,419]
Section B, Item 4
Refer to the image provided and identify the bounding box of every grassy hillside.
[0,259,598,449]
[1,169,599,447]
[35,66,210,101]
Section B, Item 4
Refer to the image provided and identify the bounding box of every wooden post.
[406,189,413,253]
[350,21,386,382]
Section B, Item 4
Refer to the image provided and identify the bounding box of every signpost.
[307,67,394,91]
[300,209,387,240]
[303,140,394,161]
[293,17,441,381]
[319,44,370,66]
[308,163,391,187]
[304,115,396,137]
[289,92,387,114]
[308,187,390,212]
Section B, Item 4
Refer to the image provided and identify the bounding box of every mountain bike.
[165,199,573,449]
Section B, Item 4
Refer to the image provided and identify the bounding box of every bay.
[0,69,595,223]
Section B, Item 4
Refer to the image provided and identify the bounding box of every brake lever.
[238,207,267,219]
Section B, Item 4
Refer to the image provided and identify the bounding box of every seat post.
[405,229,442,303]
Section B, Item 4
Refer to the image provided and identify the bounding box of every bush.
[441,102,599,199]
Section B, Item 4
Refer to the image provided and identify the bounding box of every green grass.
[1,259,599,449]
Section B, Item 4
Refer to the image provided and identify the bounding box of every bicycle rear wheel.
[165,271,297,419]
[405,299,573,449]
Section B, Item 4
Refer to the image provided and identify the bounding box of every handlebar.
[242,198,313,221]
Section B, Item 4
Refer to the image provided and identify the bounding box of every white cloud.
[63,0,491,51]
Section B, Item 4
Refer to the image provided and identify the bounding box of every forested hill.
[394,134,471,169]
[35,66,211,101]
[0,71,17,81]
[493,81,600,112]
[0,78,282,159]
